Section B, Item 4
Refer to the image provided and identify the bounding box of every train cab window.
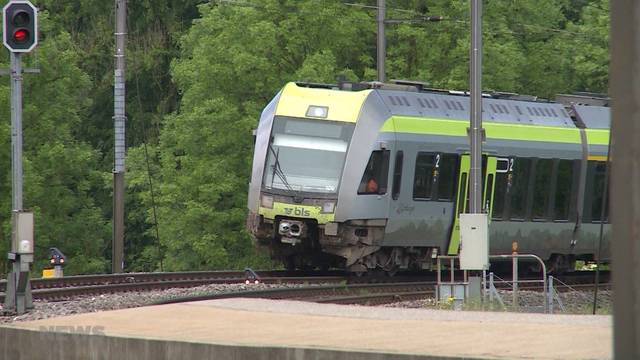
[532,159,553,220]
[392,151,404,200]
[553,159,574,221]
[437,154,459,201]
[413,152,436,200]
[358,150,390,195]
[510,158,532,220]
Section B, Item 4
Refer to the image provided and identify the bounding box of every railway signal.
[2,0,39,315]
[3,0,38,53]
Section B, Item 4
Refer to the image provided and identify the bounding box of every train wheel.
[354,270,367,277]
[546,254,576,274]
[349,263,367,277]
[384,265,398,277]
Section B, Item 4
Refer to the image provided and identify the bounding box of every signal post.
[2,0,38,315]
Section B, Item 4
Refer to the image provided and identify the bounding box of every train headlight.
[261,195,274,209]
[321,201,336,214]
[306,105,328,119]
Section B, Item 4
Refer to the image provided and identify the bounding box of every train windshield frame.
[262,116,355,195]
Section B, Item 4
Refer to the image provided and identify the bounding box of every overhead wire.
[213,0,606,43]
[342,1,604,42]
[132,50,165,272]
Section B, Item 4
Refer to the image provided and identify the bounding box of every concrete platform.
[1,298,611,360]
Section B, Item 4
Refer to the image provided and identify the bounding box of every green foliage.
[0,11,110,275]
[153,99,256,269]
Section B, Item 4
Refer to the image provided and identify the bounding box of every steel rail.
[0,271,350,302]
[154,281,436,306]
[0,270,347,292]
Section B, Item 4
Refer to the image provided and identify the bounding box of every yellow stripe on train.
[259,202,335,224]
[274,82,371,123]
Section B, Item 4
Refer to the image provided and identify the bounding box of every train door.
[447,155,497,255]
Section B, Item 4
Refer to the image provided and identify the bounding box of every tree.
[0,13,110,274]
[566,0,609,93]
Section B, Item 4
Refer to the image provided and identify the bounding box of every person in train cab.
[366,177,379,193]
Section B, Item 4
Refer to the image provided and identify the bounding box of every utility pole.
[610,1,640,358]
[459,0,488,272]
[469,0,482,214]
[374,0,442,83]
[112,0,126,273]
[377,0,386,82]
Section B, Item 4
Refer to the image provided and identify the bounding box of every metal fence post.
[512,255,518,310]
[482,269,486,307]
[450,257,455,283]
[436,256,441,302]
[548,275,554,314]
[489,272,494,310]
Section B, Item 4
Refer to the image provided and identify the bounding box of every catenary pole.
[469,0,482,214]
[11,52,22,212]
[377,0,386,82]
[610,1,640,358]
[112,0,126,273]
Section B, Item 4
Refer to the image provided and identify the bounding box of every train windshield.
[262,116,355,194]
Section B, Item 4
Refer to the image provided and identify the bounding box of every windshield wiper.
[268,143,295,193]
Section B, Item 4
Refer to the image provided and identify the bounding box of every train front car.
[247,83,371,270]
[249,81,611,274]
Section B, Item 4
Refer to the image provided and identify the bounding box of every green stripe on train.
[584,129,609,146]
[381,116,609,145]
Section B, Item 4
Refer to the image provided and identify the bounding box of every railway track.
[0,269,607,305]
[0,270,349,302]
[0,270,438,303]
[155,281,436,306]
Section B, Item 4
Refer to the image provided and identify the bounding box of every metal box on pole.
[459,213,489,270]
[12,211,33,255]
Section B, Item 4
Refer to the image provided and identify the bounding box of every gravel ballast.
[0,282,309,324]
[0,283,611,324]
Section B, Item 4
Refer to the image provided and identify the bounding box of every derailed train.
[246,81,610,273]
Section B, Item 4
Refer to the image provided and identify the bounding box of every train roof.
[294,81,611,130]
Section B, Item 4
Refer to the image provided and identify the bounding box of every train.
[246,80,610,274]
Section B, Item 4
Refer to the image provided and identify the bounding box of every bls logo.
[284,207,310,217]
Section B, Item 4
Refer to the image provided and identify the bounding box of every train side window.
[510,158,532,220]
[553,159,573,221]
[358,150,390,195]
[413,152,435,200]
[392,151,404,200]
[484,174,494,214]
[458,173,468,215]
[437,154,459,201]
[492,158,510,221]
[587,161,608,222]
[532,159,553,220]
[582,161,597,222]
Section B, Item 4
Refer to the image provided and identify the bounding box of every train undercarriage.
[250,213,591,275]
[250,214,444,274]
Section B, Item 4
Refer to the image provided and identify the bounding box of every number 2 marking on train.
[496,158,511,173]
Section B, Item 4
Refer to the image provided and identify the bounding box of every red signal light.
[13,29,28,42]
